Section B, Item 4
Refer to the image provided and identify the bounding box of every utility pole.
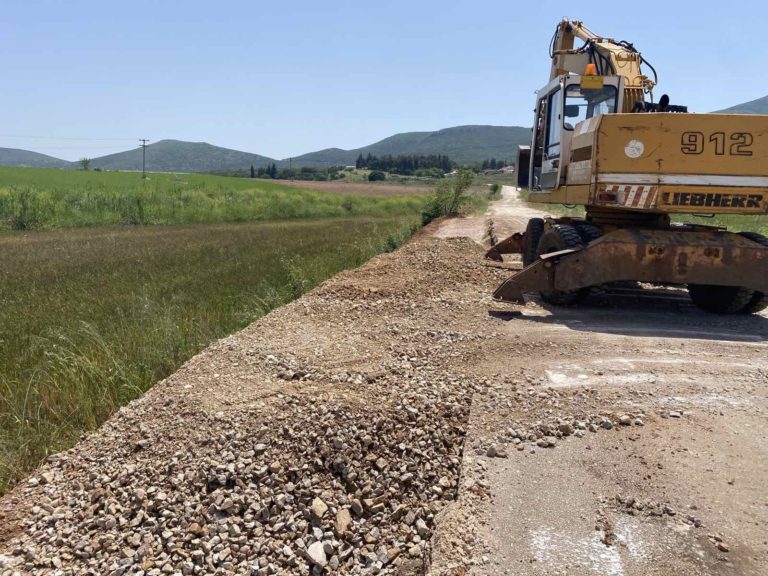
[139,139,149,178]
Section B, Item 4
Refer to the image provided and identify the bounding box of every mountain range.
[0,148,72,169]
[0,125,531,172]
[715,94,768,114]
[289,125,531,167]
[1,94,765,172]
[90,140,275,173]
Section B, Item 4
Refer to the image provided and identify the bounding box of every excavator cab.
[529,74,622,192]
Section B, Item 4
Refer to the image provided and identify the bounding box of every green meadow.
[0,168,423,493]
[0,167,425,230]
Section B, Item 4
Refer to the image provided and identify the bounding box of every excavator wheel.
[536,224,586,305]
[574,223,602,244]
[689,231,768,314]
[687,284,755,314]
[737,232,768,313]
[574,223,609,297]
[522,218,545,267]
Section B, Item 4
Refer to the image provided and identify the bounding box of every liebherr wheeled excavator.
[488,19,768,313]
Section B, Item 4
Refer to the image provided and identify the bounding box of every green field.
[0,167,424,231]
[0,167,429,493]
[0,216,419,493]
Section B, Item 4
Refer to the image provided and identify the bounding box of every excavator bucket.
[485,232,524,262]
[492,229,768,303]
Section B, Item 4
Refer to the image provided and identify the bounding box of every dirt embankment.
[2,188,767,576]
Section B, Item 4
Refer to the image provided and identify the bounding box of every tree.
[368,170,386,181]
[421,169,475,224]
[79,158,91,171]
[250,165,255,178]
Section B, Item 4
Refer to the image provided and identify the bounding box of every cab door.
[540,87,563,190]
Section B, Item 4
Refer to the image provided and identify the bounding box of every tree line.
[478,158,510,170]
[355,153,454,175]
[233,164,348,181]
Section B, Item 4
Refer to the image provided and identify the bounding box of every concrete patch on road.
[469,436,735,576]
[529,516,706,576]
[545,367,658,388]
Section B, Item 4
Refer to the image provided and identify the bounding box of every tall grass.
[0,167,425,231]
[675,213,768,236]
[0,217,419,493]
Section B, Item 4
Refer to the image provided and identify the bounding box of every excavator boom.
[549,19,655,112]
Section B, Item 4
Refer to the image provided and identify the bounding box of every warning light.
[585,63,598,75]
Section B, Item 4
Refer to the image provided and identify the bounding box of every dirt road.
[1,187,766,575]
[430,187,768,576]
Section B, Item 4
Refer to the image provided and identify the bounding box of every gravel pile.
[1,235,672,575]
[0,238,504,576]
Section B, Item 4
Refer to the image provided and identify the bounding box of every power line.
[0,135,139,141]
[139,139,149,179]
[2,145,138,150]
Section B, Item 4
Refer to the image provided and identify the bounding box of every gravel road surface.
[1,187,766,576]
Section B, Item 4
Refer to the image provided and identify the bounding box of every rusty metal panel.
[492,229,768,303]
[485,233,524,262]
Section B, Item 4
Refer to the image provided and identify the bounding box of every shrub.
[421,170,474,224]
[414,167,444,179]
[368,171,386,182]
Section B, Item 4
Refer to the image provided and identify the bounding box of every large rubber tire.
[522,218,545,267]
[536,224,585,305]
[574,223,602,244]
[738,232,768,313]
[688,284,755,314]
[574,223,606,296]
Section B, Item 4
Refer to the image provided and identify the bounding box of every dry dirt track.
[430,187,768,576]
[1,188,767,575]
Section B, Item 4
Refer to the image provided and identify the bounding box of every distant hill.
[287,125,531,167]
[715,94,768,114]
[0,148,70,169]
[90,140,277,172]
[4,125,532,173]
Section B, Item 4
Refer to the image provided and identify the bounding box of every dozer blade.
[493,228,768,304]
[485,232,524,262]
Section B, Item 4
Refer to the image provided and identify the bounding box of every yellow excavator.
[487,19,768,313]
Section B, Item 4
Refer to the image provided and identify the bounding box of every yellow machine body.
[490,19,768,314]
[536,113,768,214]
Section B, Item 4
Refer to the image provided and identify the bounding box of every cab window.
[564,85,618,130]
[546,89,562,156]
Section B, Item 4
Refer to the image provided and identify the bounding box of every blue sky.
[2,0,766,160]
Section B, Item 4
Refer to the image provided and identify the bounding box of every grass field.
[0,216,419,493]
[0,168,425,231]
[278,179,432,196]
